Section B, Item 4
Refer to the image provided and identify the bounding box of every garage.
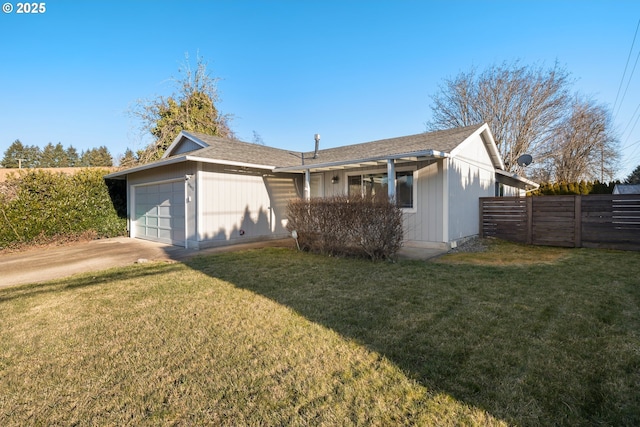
[133,180,186,246]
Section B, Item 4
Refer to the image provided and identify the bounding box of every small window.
[396,171,413,208]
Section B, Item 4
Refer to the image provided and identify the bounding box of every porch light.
[331,175,339,184]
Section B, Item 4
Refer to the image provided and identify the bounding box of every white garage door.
[134,181,185,246]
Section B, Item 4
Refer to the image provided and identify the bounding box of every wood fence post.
[479,198,484,238]
[526,197,533,245]
[574,195,582,248]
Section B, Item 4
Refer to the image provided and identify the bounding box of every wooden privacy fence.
[479,195,640,251]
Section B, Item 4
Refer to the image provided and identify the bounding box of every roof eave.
[495,169,539,190]
[188,155,276,170]
[105,155,189,179]
[161,131,209,159]
[104,155,277,179]
[274,150,449,173]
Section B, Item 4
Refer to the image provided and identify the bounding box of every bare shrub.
[287,195,403,260]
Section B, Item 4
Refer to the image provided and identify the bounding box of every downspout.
[441,159,449,244]
[126,176,132,238]
[184,174,194,249]
[184,176,189,249]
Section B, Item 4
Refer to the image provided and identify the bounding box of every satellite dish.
[516,154,533,167]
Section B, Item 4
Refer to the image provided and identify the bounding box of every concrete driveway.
[0,237,294,288]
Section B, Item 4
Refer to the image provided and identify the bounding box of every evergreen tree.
[118,148,138,167]
[66,146,80,166]
[2,139,25,168]
[40,142,71,167]
[568,182,578,194]
[579,180,591,195]
[1,139,40,168]
[80,146,113,167]
[626,164,640,184]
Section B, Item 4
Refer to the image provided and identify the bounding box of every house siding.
[407,160,445,244]
[172,138,204,155]
[447,133,496,241]
[197,163,299,246]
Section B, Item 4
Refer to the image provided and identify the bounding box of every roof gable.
[163,132,209,158]
[182,132,299,168]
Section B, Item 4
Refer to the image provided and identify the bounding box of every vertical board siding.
[480,195,640,251]
[199,164,299,244]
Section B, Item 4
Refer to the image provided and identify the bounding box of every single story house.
[106,123,537,249]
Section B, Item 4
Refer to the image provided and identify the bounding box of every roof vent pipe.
[313,134,320,159]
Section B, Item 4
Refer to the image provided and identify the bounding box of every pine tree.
[2,139,25,168]
[40,142,70,167]
[80,146,113,167]
[626,164,640,184]
[118,148,138,167]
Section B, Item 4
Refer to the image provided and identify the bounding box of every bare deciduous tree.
[548,97,619,182]
[427,61,571,174]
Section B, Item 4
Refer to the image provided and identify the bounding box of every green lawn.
[1,241,639,426]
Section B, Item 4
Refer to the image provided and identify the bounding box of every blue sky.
[1,0,640,179]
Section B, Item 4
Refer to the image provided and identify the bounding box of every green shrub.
[286,195,403,260]
[532,180,620,195]
[0,169,126,249]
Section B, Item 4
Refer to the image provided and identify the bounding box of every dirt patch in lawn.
[435,237,571,266]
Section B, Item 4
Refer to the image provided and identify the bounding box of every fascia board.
[161,131,209,159]
[273,150,449,173]
[495,169,539,189]
[184,155,276,170]
[105,155,276,179]
[105,156,190,179]
[451,123,505,171]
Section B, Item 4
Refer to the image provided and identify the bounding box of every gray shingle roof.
[613,184,640,194]
[105,124,488,180]
[185,132,299,167]
[184,124,484,169]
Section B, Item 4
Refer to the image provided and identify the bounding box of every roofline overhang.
[495,169,539,190]
[105,155,276,179]
[273,149,450,173]
[161,131,209,159]
[475,124,506,170]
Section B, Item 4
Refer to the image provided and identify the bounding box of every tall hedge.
[531,180,619,195]
[0,169,126,249]
[287,195,403,261]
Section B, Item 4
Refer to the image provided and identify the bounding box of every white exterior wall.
[309,171,348,198]
[197,164,299,246]
[404,160,445,245]
[446,133,496,241]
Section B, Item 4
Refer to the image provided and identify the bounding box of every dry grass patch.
[437,238,570,266]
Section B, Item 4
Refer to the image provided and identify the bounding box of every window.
[396,171,414,208]
[348,171,414,208]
